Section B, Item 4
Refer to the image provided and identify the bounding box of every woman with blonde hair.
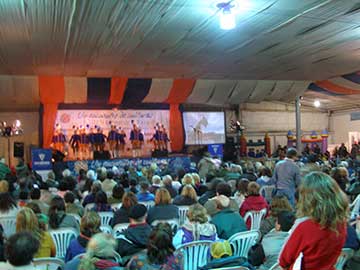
[147,188,179,225]
[279,172,348,270]
[16,207,56,258]
[181,173,194,186]
[173,185,197,206]
[173,203,217,248]
[65,233,122,270]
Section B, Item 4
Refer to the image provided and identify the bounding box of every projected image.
[183,112,225,145]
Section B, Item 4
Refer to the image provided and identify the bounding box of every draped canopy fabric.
[64,77,87,104]
[109,77,128,105]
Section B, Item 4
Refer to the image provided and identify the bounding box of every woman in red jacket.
[279,172,348,270]
[240,182,269,229]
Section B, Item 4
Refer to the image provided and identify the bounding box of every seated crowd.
[0,146,358,270]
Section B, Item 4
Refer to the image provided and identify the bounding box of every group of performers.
[51,121,170,160]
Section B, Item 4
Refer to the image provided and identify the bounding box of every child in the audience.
[137,181,155,202]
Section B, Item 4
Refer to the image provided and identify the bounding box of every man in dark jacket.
[116,204,151,260]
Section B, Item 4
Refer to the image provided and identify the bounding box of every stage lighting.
[314,100,321,108]
[219,8,236,30]
[14,120,21,127]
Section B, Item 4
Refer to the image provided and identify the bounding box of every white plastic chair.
[244,208,267,230]
[228,230,260,259]
[33,257,65,270]
[176,240,212,270]
[98,211,114,226]
[139,201,154,210]
[268,263,280,270]
[0,216,16,237]
[335,248,354,270]
[178,206,189,225]
[260,185,275,202]
[67,213,81,225]
[112,223,130,239]
[151,218,180,233]
[49,228,78,259]
[111,203,122,211]
[350,194,360,219]
[84,203,95,212]
[100,225,113,234]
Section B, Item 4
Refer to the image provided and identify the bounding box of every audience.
[91,190,112,212]
[117,204,151,259]
[65,233,121,270]
[149,175,162,194]
[240,182,269,229]
[147,188,179,225]
[204,182,238,216]
[279,172,348,270]
[173,203,217,248]
[82,181,102,207]
[163,175,177,198]
[101,171,117,196]
[331,166,349,193]
[233,178,249,207]
[211,195,247,239]
[65,211,101,262]
[64,191,84,217]
[0,232,40,270]
[137,181,155,202]
[48,196,80,232]
[112,192,138,227]
[16,207,56,258]
[173,185,197,206]
[108,184,124,204]
[0,192,18,216]
[30,187,49,215]
[256,166,273,187]
[127,223,183,270]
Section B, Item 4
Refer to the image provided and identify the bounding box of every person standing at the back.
[273,148,301,206]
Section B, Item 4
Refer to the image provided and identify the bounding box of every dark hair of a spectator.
[216,182,232,197]
[147,223,175,264]
[30,188,41,200]
[122,192,138,209]
[48,196,66,229]
[6,232,40,266]
[19,190,29,200]
[0,193,16,212]
[95,190,108,205]
[107,171,114,179]
[112,184,124,200]
[25,202,41,214]
[209,178,223,191]
[64,191,76,204]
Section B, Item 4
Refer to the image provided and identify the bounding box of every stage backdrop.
[55,109,169,156]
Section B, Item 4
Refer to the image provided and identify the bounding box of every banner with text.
[31,148,53,171]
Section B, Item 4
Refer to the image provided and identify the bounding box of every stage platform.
[62,154,192,174]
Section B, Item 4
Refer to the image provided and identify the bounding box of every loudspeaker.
[93,151,111,160]
[223,137,237,162]
[151,149,168,158]
[13,142,24,158]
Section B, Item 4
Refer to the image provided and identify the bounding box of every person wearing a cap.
[116,204,151,261]
[211,195,247,239]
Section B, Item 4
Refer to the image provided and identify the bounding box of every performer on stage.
[116,127,126,157]
[108,124,118,159]
[150,125,160,151]
[160,126,170,151]
[79,127,89,160]
[94,128,107,152]
[130,123,144,158]
[69,128,81,159]
[88,127,96,159]
[51,126,66,153]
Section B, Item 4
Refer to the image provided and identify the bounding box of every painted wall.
[329,112,360,147]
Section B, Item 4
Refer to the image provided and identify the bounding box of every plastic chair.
[33,257,65,270]
[0,216,16,237]
[244,209,267,230]
[111,203,122,211]
[98,211,114,226]
[228,230,260,259]
[49,228,78,259]
[350,194,360,219]
[67,213,81,225]
[260,185,275,202]
[100,225,113,234]
[268,263,280,270]
[209,267,249,270]
[151,218,180,234]
[335,248,354,270]
[178,206,189,225]
[84,203,95,212]
[112,223,130,239]
[139,201,155,210]
[176,240,213,270]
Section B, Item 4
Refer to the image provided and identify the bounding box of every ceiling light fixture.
[217,2,236,30]
[314,100,321,108]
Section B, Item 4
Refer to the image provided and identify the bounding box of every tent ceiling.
[0,0,358,80]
